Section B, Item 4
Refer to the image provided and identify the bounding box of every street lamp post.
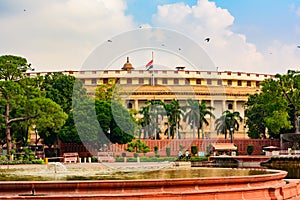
[107,128,111,151]
[230,127,233,143]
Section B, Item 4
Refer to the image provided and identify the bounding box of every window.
[104,71,108,74]
[162,78,168,84]
[247,73,250,76]
[185,71,189,74]
[91,78,97,84]
[139,78,144,84]
[92,71,96,74]
[80,71,85,74]
[207,72,211,75]
[127,78,132,84]
[237,72,241,76]
[227,80,232,86]
[174,78,179,85]
[256,81,260,87]
[80,79,85,84]
[185,79,190,85]
[196,79,201,85]
[103,78,108,84]
[247,81,251,87]
[228,104,233,110]
[217,79,222,85]
[238,80,242,86]
[115,70,120,74]
[127,102,133,109]
[207,79,212,85]
[227,72,231,75]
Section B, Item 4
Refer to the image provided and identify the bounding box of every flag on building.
[145,60,153,71]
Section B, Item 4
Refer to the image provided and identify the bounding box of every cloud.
[152,0,300,74]
[0,0,135,71]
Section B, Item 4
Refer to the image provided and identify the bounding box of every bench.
[63,152,78,163]
[97,152,115,162]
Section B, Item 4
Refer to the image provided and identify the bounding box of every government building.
[28,57,275,139]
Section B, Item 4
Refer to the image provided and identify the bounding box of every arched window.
[228,103,233,110]
[127,102,133,109]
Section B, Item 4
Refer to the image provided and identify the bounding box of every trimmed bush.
[191,146,198,156]
[154,146,159,154]
[166,147,171,157]
[247,144,254,155]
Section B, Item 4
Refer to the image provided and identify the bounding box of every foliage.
[0,55,66,156]
[65,99,135,147]
[190,156,209,162]
[183,99,215,139]
[121,152,126,157]
[166,147,171,157]
[40,72,85,114]
[154,146,159,153]
[245,71,298,138]
[126,139,150,153]
[191,146,198,156]
[215,110,243,139]
[95,79,121,102]
[247,144,254,155]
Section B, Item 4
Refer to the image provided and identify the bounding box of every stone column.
[233,100,237,111]
[222,100,226,112]
[134,99,139,111]
[210,100,215,132]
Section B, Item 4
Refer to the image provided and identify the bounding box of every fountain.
[0,162,299,199]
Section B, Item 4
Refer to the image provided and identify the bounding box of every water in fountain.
[47,162,67,173]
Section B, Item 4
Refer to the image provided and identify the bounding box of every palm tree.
[138,106,151,139]
[183,99,200,139]
[169,99,183,139]
[215,110,243,141]
[183,99,215,139]
[145,100,164,140]
[198,100,215,139]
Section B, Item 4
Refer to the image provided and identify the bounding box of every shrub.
[191,146,198,156]
[122,152,126,158]
[154,146,159,154]
[134,153,139,158]
[166,147,171,157]
[247,144,254,155]
[155,154,160,158]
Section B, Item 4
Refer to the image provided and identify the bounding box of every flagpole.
[152,51,154,86]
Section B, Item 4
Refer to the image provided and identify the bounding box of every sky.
[0,0,300,74]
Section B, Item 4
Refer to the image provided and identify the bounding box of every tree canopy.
[245,70,298,138]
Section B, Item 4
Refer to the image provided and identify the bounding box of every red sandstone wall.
[59,139,280,157]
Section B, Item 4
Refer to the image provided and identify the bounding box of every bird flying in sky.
[205,38,210,42]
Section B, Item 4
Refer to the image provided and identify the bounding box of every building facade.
[27,59,275,139]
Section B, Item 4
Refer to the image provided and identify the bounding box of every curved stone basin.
[0,163,296,200]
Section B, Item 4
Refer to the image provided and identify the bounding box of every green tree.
[161,99,183,139]
[0,55,67,159]
[63,99,135,147]
[40,72,85,114]
[245,74,294,138]
[0,55,33,157]
[138,106,151,139]
[215,110,243,140]
[95,79,121,102]
[275,70,300,133]
[183,99,214,139]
